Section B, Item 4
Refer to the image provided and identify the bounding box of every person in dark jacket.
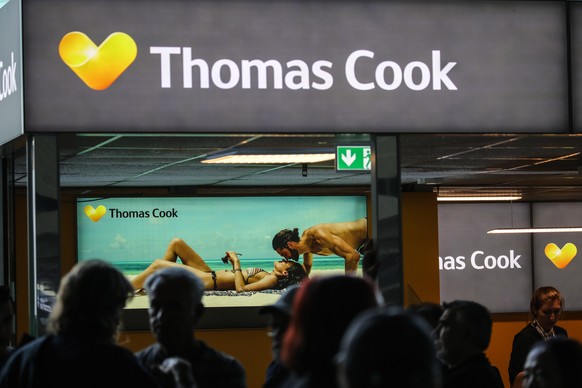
[336,307,440,388]
[522,337,582,388]
[0,260,193,388]
[280,276,378,388]
[509,286,567,387]
[136,266,247,388]
[434,300,504,388]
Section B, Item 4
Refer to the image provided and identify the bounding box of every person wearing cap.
[259,285,300,388]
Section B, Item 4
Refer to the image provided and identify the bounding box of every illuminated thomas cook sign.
[57,30,458,92]
[440,243,578,271]
[0,51,17,102]
[149,47,458,91]
[545,242,577,269]
[439,250,523,271]
[59,32,138,90]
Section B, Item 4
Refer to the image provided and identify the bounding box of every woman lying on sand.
[131,238,308,293]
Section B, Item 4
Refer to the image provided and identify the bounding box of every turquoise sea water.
[116,256,346,275]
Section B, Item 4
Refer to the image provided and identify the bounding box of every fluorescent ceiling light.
[488,227,582,234]
[202,148,335,164]
[437,195,522,202]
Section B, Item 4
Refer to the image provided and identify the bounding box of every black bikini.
[210,271,218,290]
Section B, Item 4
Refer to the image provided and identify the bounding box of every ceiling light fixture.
[201,148,335,164]
[437,195,522,202]
[488,227,582,234]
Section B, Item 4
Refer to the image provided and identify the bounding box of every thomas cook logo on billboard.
[84,204,179,222]
[84,205,107,222]
[544,243,577,269]
[59,32,137,90]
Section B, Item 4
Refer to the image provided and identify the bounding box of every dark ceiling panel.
[10,133,582,201]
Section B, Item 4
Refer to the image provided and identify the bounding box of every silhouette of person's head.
[336,307,439,388]
[47,260,134,341]
[523,337,582,388]
[281,276,378,381]
[144,267,205,354]
[435,300,492,368]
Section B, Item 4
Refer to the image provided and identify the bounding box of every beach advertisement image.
[77,195,368,308]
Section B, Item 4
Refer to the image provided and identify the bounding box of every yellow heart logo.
[59,31,137,90]
[544,243,577,269]
[84,205,107,222]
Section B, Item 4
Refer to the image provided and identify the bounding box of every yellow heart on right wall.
[544,243,577,269]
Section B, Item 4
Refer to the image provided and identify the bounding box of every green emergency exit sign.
[336,146,371,171]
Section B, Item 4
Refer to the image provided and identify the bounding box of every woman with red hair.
[509,286,568,387]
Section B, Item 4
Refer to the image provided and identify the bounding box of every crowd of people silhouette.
[0,259,580,388]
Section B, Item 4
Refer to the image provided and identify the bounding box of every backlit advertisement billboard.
[440,202,582,313]
[76,195,368,311]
